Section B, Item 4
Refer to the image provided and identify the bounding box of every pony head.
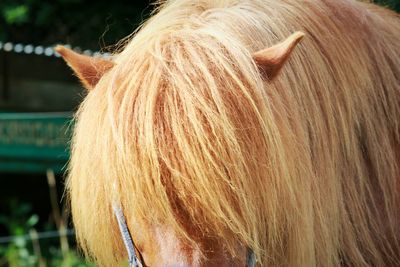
[58,29,303,267]
[59,0,400,266]
[58,4,305,265]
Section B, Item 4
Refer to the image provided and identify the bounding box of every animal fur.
[66,0,400,266]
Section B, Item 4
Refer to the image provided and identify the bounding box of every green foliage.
[0,200,38,236]
[0,199,93,267]
[373,0,400,12]
[47,249,94,267]
[0,0,151,49]
[0,200,39,266]
[2,5,29,25]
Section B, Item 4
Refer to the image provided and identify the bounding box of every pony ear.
[253,31,304,80]
[55,45,114,90]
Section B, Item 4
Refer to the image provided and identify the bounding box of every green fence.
[0,112,72,173]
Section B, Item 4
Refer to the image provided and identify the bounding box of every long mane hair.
[67,0,400,266]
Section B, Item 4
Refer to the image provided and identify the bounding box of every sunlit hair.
[67,0,400,266]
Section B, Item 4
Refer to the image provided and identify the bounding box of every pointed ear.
[55,45,114,90]
[253,31,304,80]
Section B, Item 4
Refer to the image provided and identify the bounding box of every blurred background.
[0,0,151,266]
[0,0,398,266]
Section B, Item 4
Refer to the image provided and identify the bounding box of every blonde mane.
[67,0,400,266]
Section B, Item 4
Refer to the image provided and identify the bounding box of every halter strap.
[113,203,256,267]
[113,204,143,267]
[246,248,256,267]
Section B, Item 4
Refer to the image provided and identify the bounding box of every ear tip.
[292,31,305,42]
[54,45,68,57]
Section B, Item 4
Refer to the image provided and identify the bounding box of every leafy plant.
[2,5,29,25]
[0,0,151,49]
[0,199,93,267]
[0,200,40,267]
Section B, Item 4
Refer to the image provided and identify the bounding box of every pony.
[57,0,400,266]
